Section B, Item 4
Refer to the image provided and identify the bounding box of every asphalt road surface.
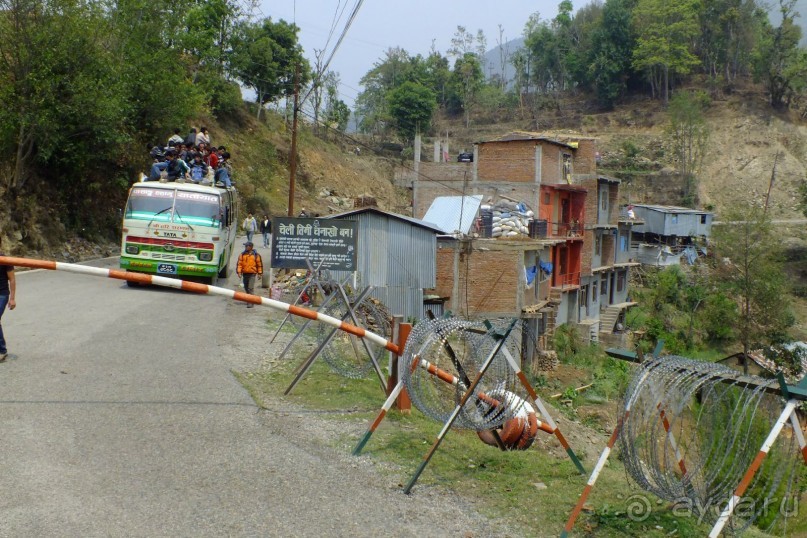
[0,255,506,537]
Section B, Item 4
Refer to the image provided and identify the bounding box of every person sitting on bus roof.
[204,145,219,170]
[195,126,210,147]
[189,153,209,184]
[146,148,188,182]
[168,128,184,145]
[214,151,232,188]
[165,149,191,182]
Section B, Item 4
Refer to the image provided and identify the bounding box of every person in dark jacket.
[260,215,272,248]
[0,236,17,361]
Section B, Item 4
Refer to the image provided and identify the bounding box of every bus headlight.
[199,252,213,261]
[125,245,139,255]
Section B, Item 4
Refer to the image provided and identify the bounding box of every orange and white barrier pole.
[498,346,585,474]
[708,399,798,538]
[0,257,400,355]
[561,367,653,537]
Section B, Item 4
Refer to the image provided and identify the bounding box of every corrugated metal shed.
[326,208,438,320]
[631,204,713,237]
[422,195,483,234]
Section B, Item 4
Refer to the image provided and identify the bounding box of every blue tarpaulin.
[539,260,553,275]
[525,265,538,287]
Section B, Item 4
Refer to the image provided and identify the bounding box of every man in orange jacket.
[236,241,263,308]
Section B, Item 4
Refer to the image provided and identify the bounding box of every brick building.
[406,132,635,346]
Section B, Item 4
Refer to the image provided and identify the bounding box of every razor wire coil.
[401,318,535,432]
[619,356,803,535]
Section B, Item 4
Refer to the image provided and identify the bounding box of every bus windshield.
[125,188,175,222]
[125,187,221,227]
[174,191,221,227]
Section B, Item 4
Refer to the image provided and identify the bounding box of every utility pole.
[288,63,300,217]
[763,151,780,218]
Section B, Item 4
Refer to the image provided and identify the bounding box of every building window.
[562,153,572,183]
[617,271,626,292]
[601,276,608,296]
[601,195,607,211]
[592,280,598,299]
[595,233,602,256]
[671,214,679,224]
[619,233,628,252]
[544,192,551,205]
[701,214,707,224]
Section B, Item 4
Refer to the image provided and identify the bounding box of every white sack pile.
[490,200,534,238]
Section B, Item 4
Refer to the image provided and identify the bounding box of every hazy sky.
[259,1,565,106]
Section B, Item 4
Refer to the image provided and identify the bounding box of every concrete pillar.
[434,140,440,162]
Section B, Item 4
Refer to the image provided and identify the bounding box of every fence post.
[387,316,411,413]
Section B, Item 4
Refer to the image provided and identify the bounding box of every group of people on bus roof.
[146,127,233,188]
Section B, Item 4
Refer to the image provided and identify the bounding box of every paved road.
[0,256,505,537]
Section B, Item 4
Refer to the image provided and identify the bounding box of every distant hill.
[482,37,524,89]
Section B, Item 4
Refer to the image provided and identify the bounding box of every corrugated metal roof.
[422,195,483,234]
[478,132,577,149]
[598,175,621,184]
[633,204,711,215]
[326,207,444,234]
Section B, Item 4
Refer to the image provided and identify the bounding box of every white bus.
[120,182,238,284]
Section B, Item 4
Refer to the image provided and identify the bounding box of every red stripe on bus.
[126,236,214,249]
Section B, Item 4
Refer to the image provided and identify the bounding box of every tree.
[449,53,484,127]
[666,91,709,205]
[752,0,807,109]
[324,75,350,133]
[712,204,794,373]
[355,47,416,136]
[231,18,310,120]
[386,81,436,142]
[696,0,762,90]
[632,0,701,103]
[588,0,638,108]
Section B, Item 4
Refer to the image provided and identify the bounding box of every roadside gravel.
[218,282,522,538]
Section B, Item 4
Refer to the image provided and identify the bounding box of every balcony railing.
[547,220,584,238]
[553,270,581,289]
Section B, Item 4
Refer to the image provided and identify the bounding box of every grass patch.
[234,343,732,537]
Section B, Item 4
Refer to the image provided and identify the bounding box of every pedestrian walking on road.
[0,238,17,361]
[242,213,257,243]
[236,241,263,308]
[260,215,272,248]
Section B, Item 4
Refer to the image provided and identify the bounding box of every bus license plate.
[157,263,177,275]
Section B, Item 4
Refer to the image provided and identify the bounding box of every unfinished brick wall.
[581,229,594,276]
[541,145,562,184]
[581,178,598,225]
[478,140,537,182]
[427,242,522,316]
[572,138,597,179]
[457,249,521,316]
[426,244,456,298]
